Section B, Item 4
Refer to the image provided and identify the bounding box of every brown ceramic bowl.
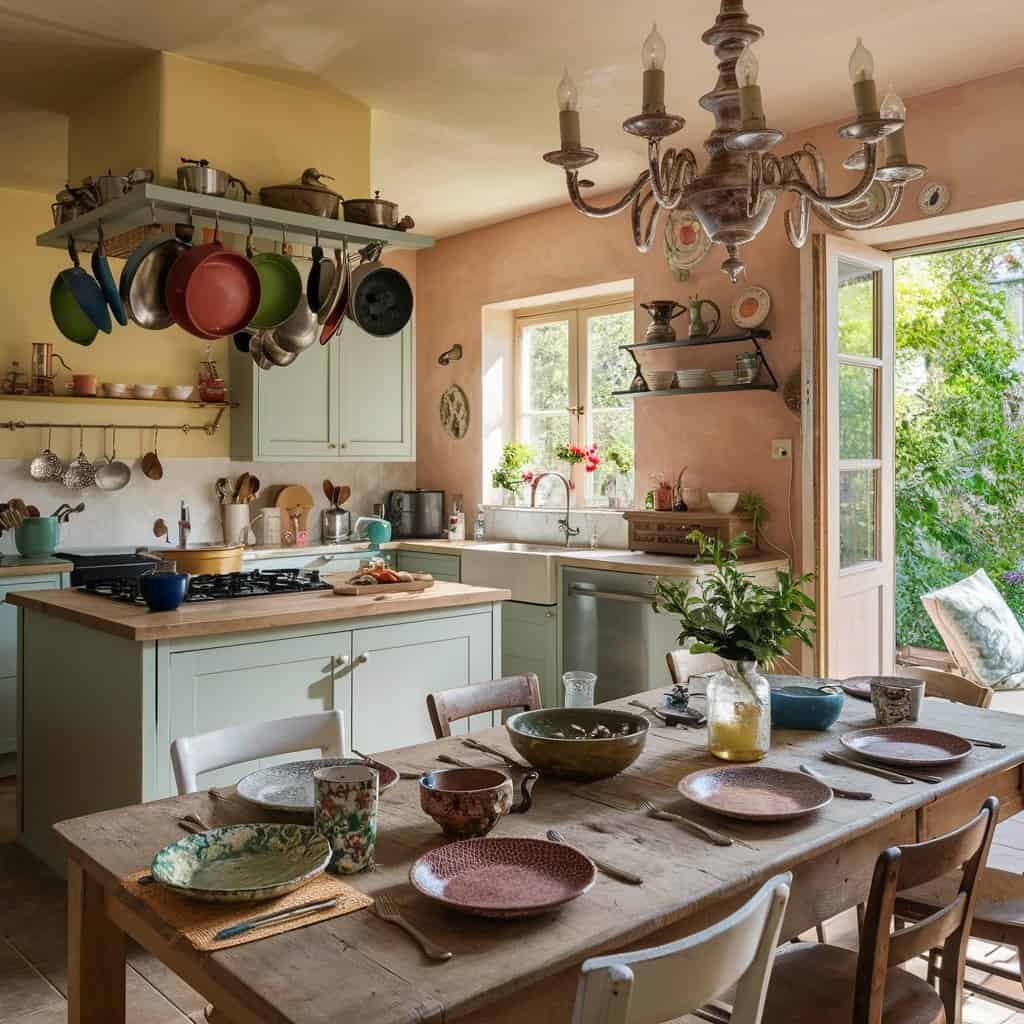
[419,768,513,839]
[505,708,649,780]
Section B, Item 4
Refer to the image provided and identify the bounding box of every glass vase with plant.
[654,530,816,762]
[602,440,633,508]
[491,442,535,505]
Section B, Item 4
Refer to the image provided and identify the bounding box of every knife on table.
[799,763,872,800]
[213,897,339,941]
[823,750,941,784]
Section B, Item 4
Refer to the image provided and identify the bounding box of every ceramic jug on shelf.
[639,301,687,344]
[687,296,721,339]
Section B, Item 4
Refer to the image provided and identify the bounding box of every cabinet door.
[162,631,352,794]
[502,601,560,707]
[0,577,62,754]
[348,611,494,752]
[396,551,461,582]
[338,319,414,458]
[257,340,341,459]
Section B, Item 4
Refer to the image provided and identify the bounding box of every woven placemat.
[122,870,372,951]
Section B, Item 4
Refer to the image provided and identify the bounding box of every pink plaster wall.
[412,67,1024,567]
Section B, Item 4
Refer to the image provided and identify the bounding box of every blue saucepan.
[91,221,127,327]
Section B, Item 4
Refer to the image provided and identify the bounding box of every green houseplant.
[490,442,535,504]
[654,530,816,761]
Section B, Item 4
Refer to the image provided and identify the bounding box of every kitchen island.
[8,580,509,871]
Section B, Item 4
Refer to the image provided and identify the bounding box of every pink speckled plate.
[409,837,596,918]
[841,677,873,701]
[840,726,971,768]
[678,766,833,822]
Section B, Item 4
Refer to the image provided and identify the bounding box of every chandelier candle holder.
[542,0,927,281]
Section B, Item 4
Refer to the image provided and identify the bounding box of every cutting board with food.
[332,566,435,596]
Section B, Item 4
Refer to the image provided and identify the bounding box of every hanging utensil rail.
[0,408,228,437]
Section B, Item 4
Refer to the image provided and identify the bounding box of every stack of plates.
[675,369,709,389]
[646,369,677,391]
[711,370,737,387]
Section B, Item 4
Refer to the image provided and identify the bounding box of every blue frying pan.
[55,236,111,336]
[91,222,127,326]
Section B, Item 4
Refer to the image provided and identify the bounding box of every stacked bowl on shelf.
[675,368,709,389]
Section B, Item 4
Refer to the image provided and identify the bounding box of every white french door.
[812,234,895,678]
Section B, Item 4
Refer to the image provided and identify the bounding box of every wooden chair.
[426,674,541,739]
[572,872,791,1024]
[760,797,998,1024]
[170,710,346,795]
[899,665,993,708]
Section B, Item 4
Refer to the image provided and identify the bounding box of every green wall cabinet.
[501,601,560,708]
[230,318,414,462]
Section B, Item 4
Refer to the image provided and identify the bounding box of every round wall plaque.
[440,385,470,440]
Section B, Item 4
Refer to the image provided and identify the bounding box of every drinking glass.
[563,671,598,708]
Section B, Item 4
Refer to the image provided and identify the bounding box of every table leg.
[67,857,126,1024]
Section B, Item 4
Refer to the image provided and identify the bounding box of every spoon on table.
[547,828,643,886]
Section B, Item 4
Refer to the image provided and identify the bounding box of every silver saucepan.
[342,191,414,231]
[177,158,250,200]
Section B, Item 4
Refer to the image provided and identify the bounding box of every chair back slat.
[898,665,992,708]
[573,873,790,1024]
[427,674,542,739]
[886,894,967,967]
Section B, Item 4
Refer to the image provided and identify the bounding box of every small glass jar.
[563,671,598,708]
[706,660,771,762]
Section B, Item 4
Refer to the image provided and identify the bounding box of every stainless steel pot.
[177,158,250,200]
[96,172,128,204]
[342,191,415,231]
[260,168,341,218]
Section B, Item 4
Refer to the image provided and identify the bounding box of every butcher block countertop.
[5,581,511,642]
[0,557,72,578]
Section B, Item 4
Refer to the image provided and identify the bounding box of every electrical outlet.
[771,438,792,460]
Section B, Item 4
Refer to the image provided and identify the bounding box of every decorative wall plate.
[731,286,771,329]
[918,182,950,216]
[664,209,712,280]
[440,384,469,439]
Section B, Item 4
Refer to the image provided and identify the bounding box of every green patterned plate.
[151,823,331,903]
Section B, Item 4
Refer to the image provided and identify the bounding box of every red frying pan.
[165,240,261,339]
[319,251,351,345]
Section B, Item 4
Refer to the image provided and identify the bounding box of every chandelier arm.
[631,188,663,253]
[810,183,904,231]
[565,169,651,218]
[647,141,692,210]
[783,142,880,210]
[784,195,811,248]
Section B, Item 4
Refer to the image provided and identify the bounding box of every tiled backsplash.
[480,506,629,548]
[0,458,415,553]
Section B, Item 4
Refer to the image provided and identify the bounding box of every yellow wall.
[1,54,372,463]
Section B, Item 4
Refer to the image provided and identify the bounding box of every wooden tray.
[332,575,435,596]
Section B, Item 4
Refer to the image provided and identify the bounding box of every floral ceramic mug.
[314,764,379,874]
[870,677,925,726]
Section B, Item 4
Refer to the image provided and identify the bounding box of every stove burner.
[83,568,331,606]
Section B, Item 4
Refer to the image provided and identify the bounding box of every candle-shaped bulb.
[557,68,578,112]
[736,44,759,87]
[880,84,905,120]
[641,23,666,71]
[848,37,874,83]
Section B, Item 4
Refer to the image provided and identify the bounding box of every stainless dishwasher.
[562,566,720,702]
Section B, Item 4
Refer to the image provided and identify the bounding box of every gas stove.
[82,568,331,605]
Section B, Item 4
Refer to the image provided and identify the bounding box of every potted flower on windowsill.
[602,441,633,509]
[490,442,535,506]
[555,443,600,504]
[654,530,816,762]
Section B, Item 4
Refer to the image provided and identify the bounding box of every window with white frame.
[514,298,635,507]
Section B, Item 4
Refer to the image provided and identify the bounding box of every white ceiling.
[1,0,1021,236]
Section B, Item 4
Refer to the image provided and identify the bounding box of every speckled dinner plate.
[409,837,596,918]
[678,766,833,822]
[151,823,331,903]
[236,757,399,813]
[840,726,971,768]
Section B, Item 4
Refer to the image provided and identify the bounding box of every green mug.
[14,517,60,557]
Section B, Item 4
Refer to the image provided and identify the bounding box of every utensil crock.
[14,517,59,557]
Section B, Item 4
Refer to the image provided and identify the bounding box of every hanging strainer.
[29,428,64,481]
[62,427,96,490]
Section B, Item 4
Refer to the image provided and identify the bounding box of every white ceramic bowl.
[166,385,194,401]
[646,370,676,391]
[132,384,158,399]
[101,382,127,397]
[707,491,740,515]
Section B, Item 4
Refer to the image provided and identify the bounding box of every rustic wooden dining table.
[56,687,1024,1024]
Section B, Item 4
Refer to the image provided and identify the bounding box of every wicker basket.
[623,510,755,556]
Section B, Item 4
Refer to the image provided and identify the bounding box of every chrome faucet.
[178,500,191,548]
[530,471,580,547]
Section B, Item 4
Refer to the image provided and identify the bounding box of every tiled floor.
[3,774,1024,1023]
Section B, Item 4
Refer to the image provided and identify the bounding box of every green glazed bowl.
[50,278,98,345]
[506,707,649,780]
[14,517,60,557]
[248,253,303,329]
[151,823,331,903]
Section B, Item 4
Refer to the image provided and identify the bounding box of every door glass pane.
[585,310,635,505]
[839,363,876,460]
[839,468,878,568]
[837,260,877,357]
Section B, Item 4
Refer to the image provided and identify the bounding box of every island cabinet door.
[347,611,495,753]
[160,631,353,796]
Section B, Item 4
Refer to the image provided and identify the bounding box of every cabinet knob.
[337,656,350,666]
[356,653,370,665]
[545,610,555,618]
[328,443,337,449]
[340,442,349,450]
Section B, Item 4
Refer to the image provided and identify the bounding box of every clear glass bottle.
[473,513,486,541]
[706,660,771,762]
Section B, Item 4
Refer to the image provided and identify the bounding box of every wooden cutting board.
[331,576,435,596]
[275,485,315,535]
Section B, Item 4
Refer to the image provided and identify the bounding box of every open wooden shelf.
[0,393,235,409]
[621,328,770,352]
[614,383,778,398]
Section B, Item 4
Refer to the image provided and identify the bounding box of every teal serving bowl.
[768,677,844,731]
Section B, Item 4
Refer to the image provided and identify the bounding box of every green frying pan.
[50,277,98,345]
[248,253,302,329]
